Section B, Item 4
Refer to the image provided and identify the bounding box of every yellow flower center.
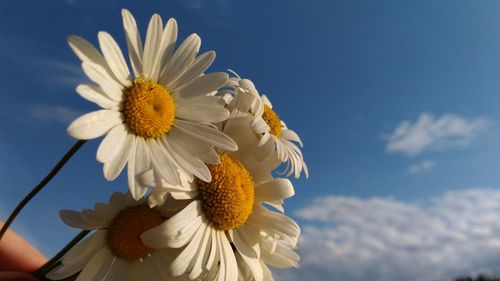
[107,204,163,261]
[122,79,176,139]
[262,105,282,138]
[197,154,255,231]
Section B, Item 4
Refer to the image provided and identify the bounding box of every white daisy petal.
[251,118,270,135]
[158,18,178,68]
[176,95,229,123]
[150,252,173,281]
[74,248,113,281]
[121,8,143,77]
[166,215,204,248]
[94,202,118,217]
[128,138,150,199]
[263,241,300,269]
[46,233,106,280]
[170,191,198,200]
[141,201,202,248]
[168,51,215,90]
[220,232,238,281]
[62,231,107,266]
[214,232,226,281]
[159,33,201,85]
[67,110,121,140]
[46,263,85,280]
[275,136,287,162]
[103,259,129,281]
[142,14,163,79]
[262,263,275,281]
[261,95,272,107]
[140,260,159,281]
[81,209,111,229]
[148,190,169,208]
[188,224,212,279]
[231,229,260,259]
[103,134,135,181]
[238,252,264,281]
[168,129,220,164]
[60,210,95,230]
[138,169,156,187]
[96,124,128,163]
[161,137,211,182]
[76,84,118,109]
[174,119,237,152]
[147,138,180,185]
[281,129,303,147]
[170,223,207,276]
[81,62,123,101]
[129,262,145,281]
[174,72,229,99]
[254,179,295,202]
[67,35,109,72]
[252,206,300,244]
[98,31,131,85]
[205,228,219,271]
[108,191,133,209]
[255,136,275,161]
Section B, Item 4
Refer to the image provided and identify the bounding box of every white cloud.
[0,33,86,87]
[38,58,87,87]
[385,113,490,156]
[28,103,82,124]
[282,188,500,281]
[407,159,436,174]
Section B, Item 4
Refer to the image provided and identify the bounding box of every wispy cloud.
[0,32,86,88]
[407,159,435,174]
[28,103,83,125]
[385,113,490,156]
[37,58,86,87]
[282,189,500,281]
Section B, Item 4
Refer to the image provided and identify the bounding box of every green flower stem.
[34,230,90,280]
[0,140,86,242]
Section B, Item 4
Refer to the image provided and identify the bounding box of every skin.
[0,221,46,280]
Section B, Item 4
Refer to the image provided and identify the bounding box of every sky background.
[2,1,500,280]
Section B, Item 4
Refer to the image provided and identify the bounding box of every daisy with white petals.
[47,192,187,281]
[223,75,308,179]
[140,114,300,281]
[66,9,237,199]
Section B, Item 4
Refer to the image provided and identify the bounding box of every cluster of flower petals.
[49,8,308,281]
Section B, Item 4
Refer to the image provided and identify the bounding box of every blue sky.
[2,1,500,280]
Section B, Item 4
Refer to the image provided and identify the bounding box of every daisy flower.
[46,192,188,281]
[223,75,308,179]
[66,9,237,200]
[140,114,300,281]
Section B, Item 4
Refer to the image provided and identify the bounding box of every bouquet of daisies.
[0,9,308,281]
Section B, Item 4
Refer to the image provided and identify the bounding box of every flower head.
[46,192,188,281]
[66,9,237,200]
[223,74,309,179]
[139,111,300,281]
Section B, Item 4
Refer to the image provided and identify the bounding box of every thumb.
[0,272,38,281]
[0,221,46,273]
